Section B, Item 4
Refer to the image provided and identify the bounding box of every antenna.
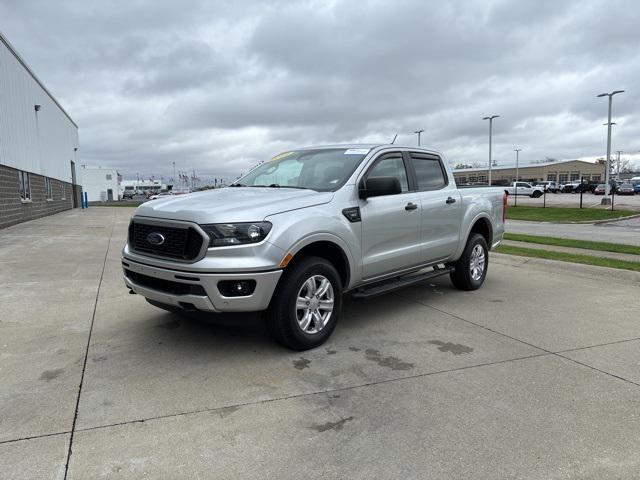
[391,133,397,144]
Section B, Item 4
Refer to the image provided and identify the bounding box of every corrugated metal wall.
[0,33,79,183]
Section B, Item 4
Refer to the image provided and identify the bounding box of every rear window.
[409,153,447,190]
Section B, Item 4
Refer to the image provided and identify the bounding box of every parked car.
[633,183,640,194]
[573,181,598,194]
[534,181,560,193]
[148,192,174,200]
[122,145,506,350]
[594,184,607,195]
[122,190,135,200]
[617,183,635,195]
[504,182,544,197]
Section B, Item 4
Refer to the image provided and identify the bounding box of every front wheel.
[450,233,489,291]
[266,256,342,350]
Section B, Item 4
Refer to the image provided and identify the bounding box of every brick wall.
[0,164,76,229]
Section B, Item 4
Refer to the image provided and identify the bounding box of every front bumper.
[122,258,282,313]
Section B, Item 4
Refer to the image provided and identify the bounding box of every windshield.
[235,148,370,191]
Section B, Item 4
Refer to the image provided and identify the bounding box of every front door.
[359,152,421,279]
[107,189,114,201]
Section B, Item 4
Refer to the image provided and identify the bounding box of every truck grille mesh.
[129,221,204,260]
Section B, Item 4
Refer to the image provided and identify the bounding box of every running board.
[351,266,454,300]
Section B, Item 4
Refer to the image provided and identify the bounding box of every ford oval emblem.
[146,232,165,246]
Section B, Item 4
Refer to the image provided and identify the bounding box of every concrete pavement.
[2,207,640,479]
[506,217,640,246]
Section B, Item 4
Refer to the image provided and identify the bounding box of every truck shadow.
[144,277,454,351]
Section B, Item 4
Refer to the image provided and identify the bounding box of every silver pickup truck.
[122,145,506,350]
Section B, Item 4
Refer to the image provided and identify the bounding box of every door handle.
[405,202,418,211]
[446,197,456,204]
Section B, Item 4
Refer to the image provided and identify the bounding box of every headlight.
[200,222,272,247]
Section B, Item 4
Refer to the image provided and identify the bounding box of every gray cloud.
[1,0,639,181]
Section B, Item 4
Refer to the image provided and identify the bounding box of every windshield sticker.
[344,148,370,155]
[270,151,294,161]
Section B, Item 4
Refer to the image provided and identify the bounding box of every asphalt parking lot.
[2,207,640,479]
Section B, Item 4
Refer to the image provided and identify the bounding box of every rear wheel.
[266,256,342,350]
[450,233,489,291]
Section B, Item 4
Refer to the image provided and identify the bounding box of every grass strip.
[503,233,640,256]
[506,206,636,222]
[495,244,640,272]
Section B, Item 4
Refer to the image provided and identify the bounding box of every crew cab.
[122,145,506,350]
[504,182,544,198]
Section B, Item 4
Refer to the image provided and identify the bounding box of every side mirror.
[359,176,402,199]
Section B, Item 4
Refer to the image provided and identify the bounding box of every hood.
[134,187,334,224]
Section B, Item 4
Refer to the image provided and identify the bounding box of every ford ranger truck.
[122,145,506,350]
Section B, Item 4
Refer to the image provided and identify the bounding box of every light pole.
[483,115,499,185]
[172,161,176,185]
[414,129,424,146]
[514,148,522,206]
[597,90,624,204]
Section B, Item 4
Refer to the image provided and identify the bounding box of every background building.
[453,159,605,185]
[80,166,120,202]
[0,32,80,228]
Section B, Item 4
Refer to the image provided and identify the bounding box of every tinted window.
[410,154,446,190]
[366,155,409,192]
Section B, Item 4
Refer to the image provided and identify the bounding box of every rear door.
[406,151,461,264]
[359,152,421,279]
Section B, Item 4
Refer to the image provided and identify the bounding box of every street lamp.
[414,129,424,146]
[514,148,522,206]
[597,90,624,204]
[483,115,499,185]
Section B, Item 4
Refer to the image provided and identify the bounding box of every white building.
[80,166,120,202]
[0,32,80,228]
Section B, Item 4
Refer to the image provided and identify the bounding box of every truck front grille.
[129,221,204,261]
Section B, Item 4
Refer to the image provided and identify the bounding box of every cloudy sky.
[2,0,639,181]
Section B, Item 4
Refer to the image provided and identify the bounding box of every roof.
[0,31,77,128]
[453,159,600,174]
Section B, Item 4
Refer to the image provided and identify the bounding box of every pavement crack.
[63,210,115,479]
[395,292,640,390]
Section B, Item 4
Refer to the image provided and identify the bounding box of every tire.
[266,256,342,350]
[450,233,489,291]
[531,190,542,198]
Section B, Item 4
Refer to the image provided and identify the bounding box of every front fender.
[265,205,362,289]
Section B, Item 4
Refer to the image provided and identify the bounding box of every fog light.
[218,280,256,297]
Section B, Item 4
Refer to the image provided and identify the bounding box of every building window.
[558,172,568,183]
[592,174,601,181]
[106,174,112,180]
[547,172,557,181]
[469,175,478,183]
[45,178,53,200]
[570,171,580,181]
[18,171,31,201]
[61,183,66,200]
[478,175,487,183]
[457,176,467,184]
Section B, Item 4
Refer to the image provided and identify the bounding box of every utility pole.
[414,129,424,146]
[483,115,500,185]
[597,90,624,204]
[514,148,522,207]
[172,161,176,185]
